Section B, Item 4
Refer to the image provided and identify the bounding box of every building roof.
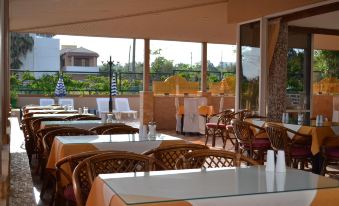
[60,46,99,57]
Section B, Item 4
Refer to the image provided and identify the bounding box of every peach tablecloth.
[247,119,339,155]
[86,167,339,206]
[46,134,185,186]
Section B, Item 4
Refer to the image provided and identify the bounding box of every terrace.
[1,0,339,206]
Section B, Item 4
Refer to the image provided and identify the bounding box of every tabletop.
[40,120,138,130]
[32,113,93,118]
[46,133,185,187]
[86,166,339,206]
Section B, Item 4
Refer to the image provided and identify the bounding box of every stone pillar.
[267,21,288,121]
[140,39,153,125]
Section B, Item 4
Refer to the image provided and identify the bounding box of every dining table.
[40,120,139,130]
[32,113,93,118]
[46,133,185,186]
[246,118,339,174]
[86,165,339,206]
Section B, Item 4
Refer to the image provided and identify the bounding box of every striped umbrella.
[111,72,118,96]
[55,75,67,97]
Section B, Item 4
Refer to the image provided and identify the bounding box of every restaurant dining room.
[1,0,339,206]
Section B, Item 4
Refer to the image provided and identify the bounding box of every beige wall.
[154,96,235,130]
[17,94,140,112]
[312,94,338,121]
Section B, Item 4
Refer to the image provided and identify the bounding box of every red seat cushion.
[206,123,225,128]
[63,185,76,202]
[242,138,271,149]
[290,146,312,158]
[325,148,339,158]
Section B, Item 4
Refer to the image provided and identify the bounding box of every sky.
[54,35,236,66]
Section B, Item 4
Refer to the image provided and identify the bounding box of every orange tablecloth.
[46,134,185,186]
[246,119,338,155]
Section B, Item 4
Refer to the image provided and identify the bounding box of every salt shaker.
[78,107,83,114]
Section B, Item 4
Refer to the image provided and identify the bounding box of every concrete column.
[201,42,207,92]
[140,39,153,125]
[143,39,150,91]
[259,17,268,116]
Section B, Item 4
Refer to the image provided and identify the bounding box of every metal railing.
[10,69,236,95]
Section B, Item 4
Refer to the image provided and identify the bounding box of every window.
[239,21,260,111]
[74,57,89,66]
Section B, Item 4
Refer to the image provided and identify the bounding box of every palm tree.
[10,32,34,69]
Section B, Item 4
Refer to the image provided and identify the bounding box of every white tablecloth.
[183,97,207,134]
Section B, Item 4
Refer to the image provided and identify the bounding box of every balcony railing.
[10,69,235,95]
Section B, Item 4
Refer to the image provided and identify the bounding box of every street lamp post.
[108,56,114,113]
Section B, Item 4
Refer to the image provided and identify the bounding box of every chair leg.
[204,131,209,146]
[320,159,328,176]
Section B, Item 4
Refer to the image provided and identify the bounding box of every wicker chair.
[102,125,139,135]
[35,126,73,175]
[40,127,95,201]
[232,119,271,164]
[72,151,161,206]
[21,117,41,163]
[320,136,339,177]
[264,122,312,170]
[88,123,126,134]
[176,149,259,169]
[143,143,209,170]
[54,151,109,205]
[205,109,234,148]
[64,115,99,120]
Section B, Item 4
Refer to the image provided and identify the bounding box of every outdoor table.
[40,120,126,130]
[246,118,339,155]
[32,113,93,118]
[46,133,185,186]
[86,166,339,206]
[26,109,77,114]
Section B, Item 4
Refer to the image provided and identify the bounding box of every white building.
[19,34,60,77]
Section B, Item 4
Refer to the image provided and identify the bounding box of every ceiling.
[289,10,339,30]
[10,0,237,44]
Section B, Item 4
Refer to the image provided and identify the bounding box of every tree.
[314,50,339,78]
[10,32,34,69]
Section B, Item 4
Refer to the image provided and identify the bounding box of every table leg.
[312,153,323,175]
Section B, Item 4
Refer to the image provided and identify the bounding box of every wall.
[17,94,140,112]
[154,95,235,130]
[312,94,337,121]
[20,35,60,77]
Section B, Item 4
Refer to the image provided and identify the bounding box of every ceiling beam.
[289,26,339,36]
[281,2,339,22]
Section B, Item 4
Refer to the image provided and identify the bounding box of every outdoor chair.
[143,143,209,170]
[72,151,164,206]
[54,151,109,206]
[264,122,312,170]
[176,149,259,169]
[58,98,74,108]
[88,123,126,134]
[40,128,95,200]
[204,109,234,148]
[232,119,271,164]
[114,97,137,119]
[21,117,40,163]
[96,98,109,118]
[320,136,339,177]
[102,125,139,135]
[40,98,55,106]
